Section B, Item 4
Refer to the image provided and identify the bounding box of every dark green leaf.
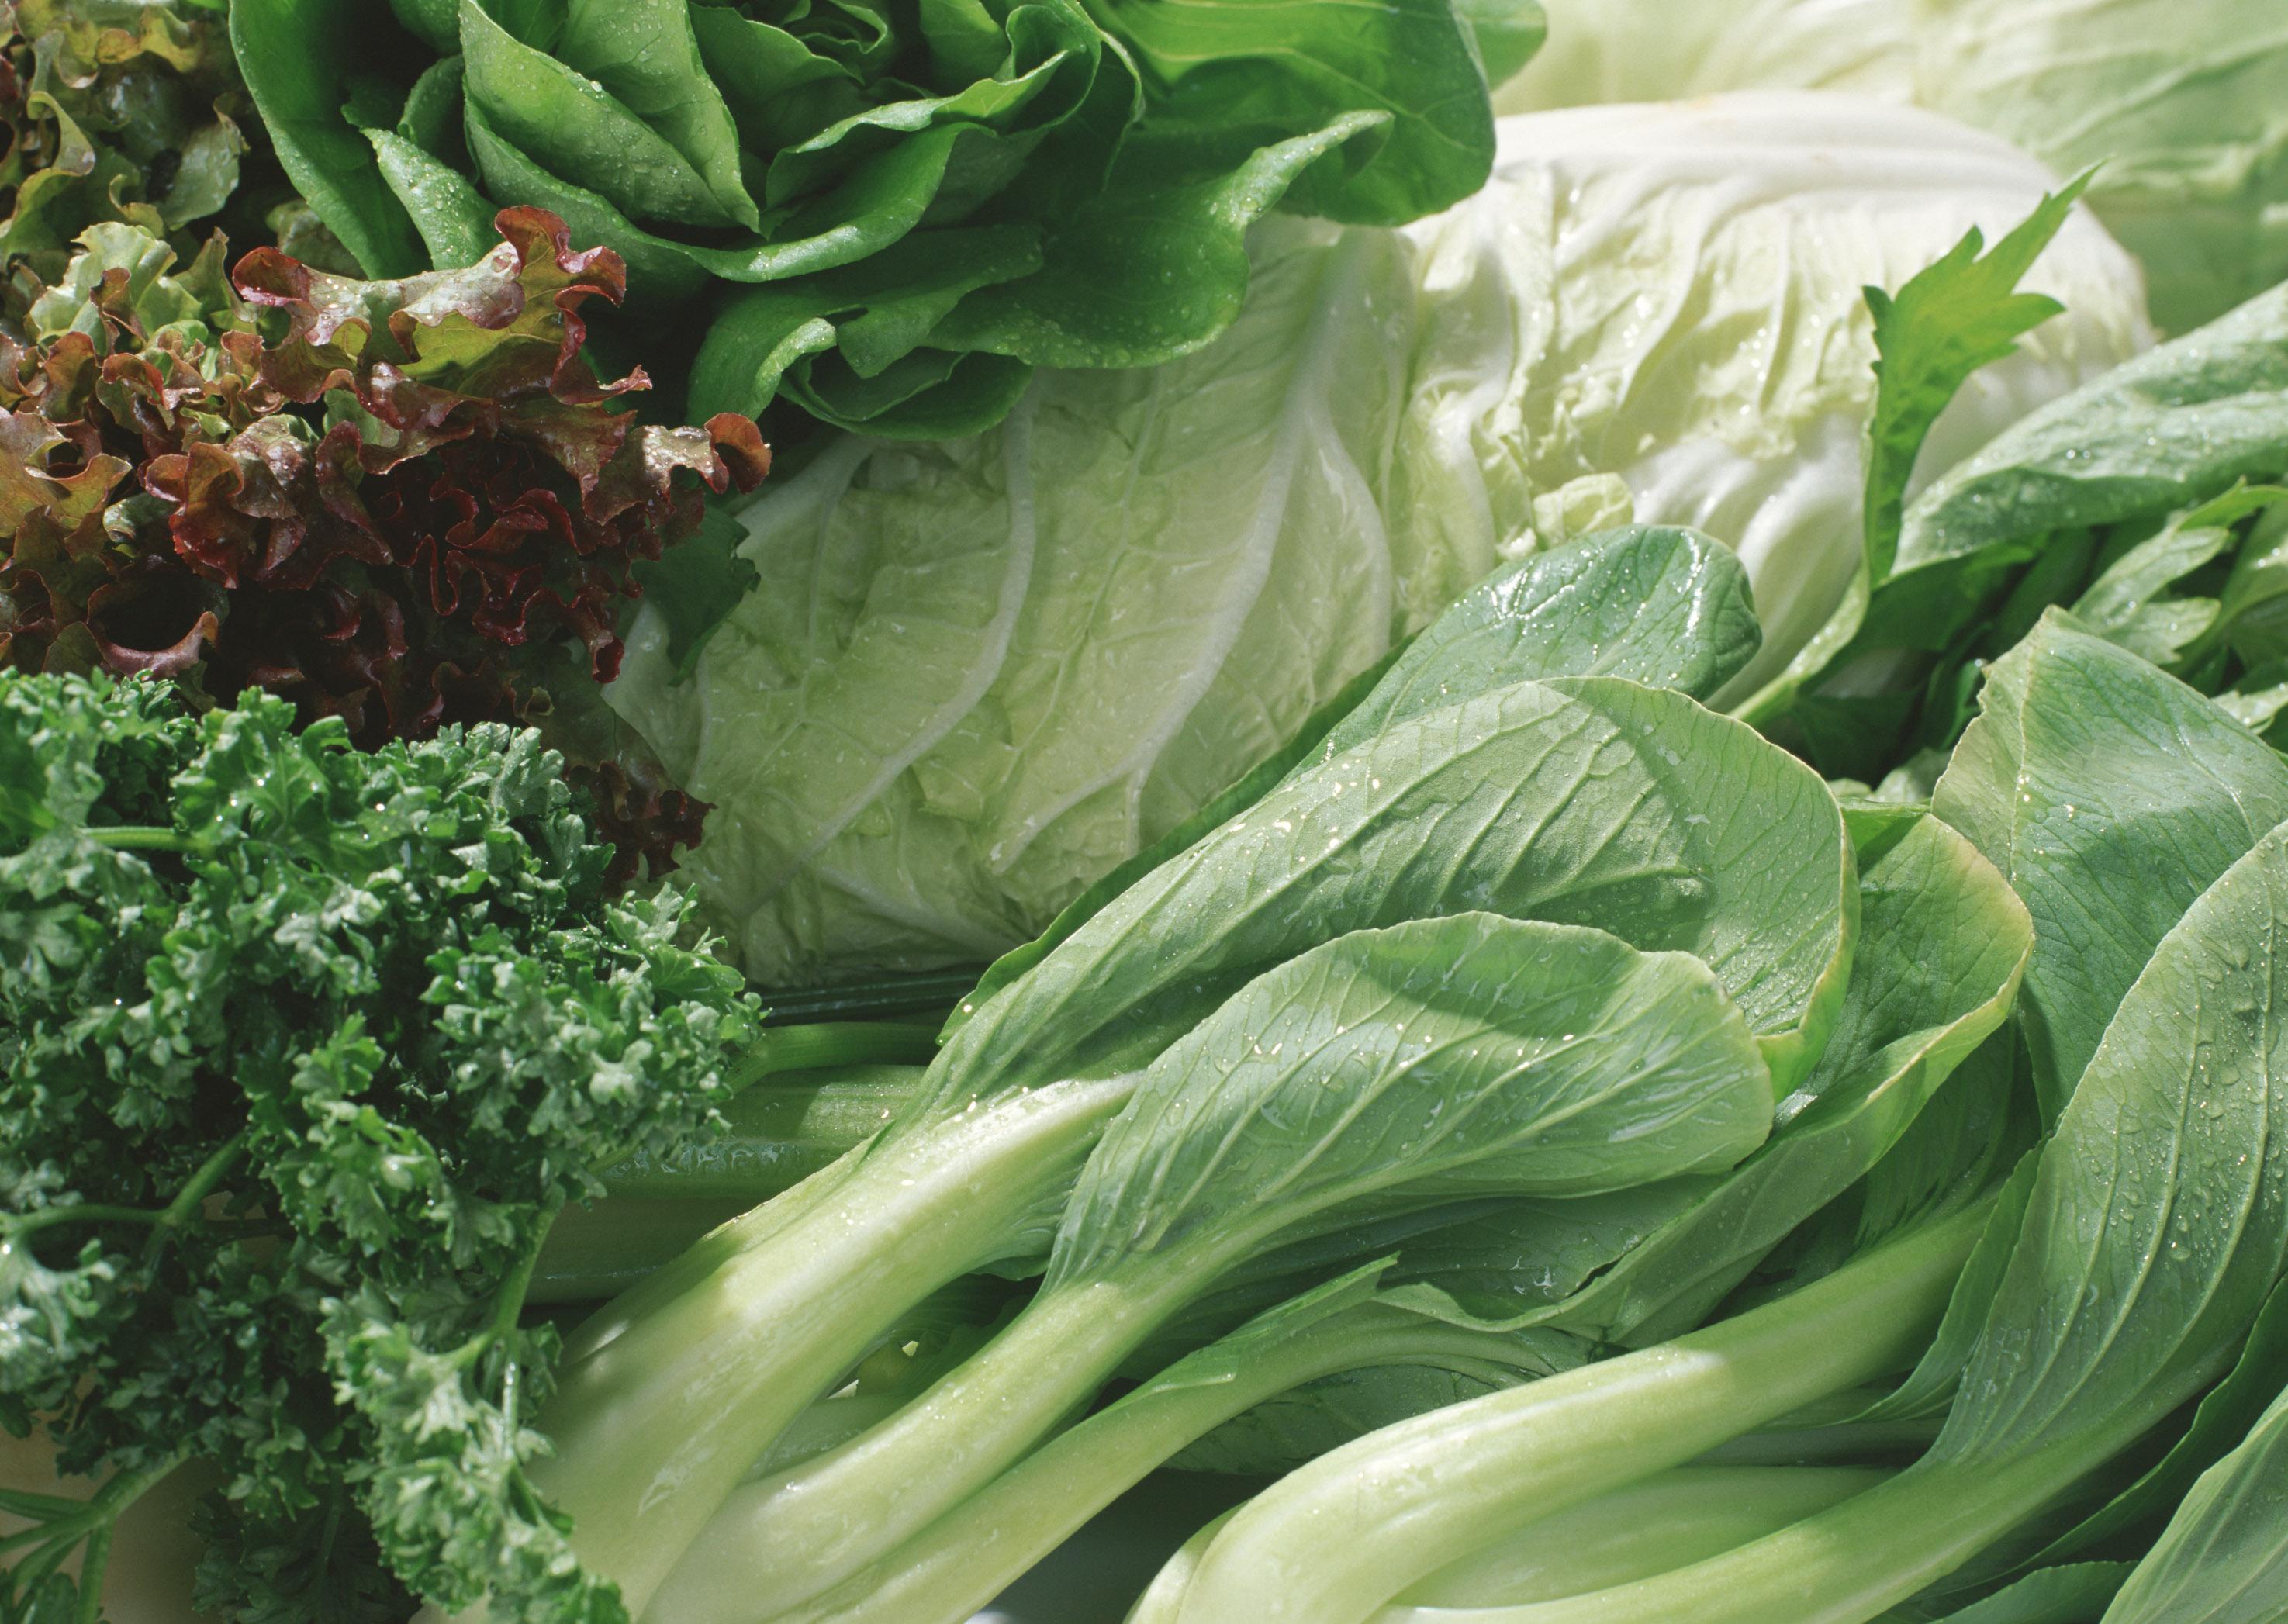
[229,0,428,275]
[1096,0,1498,224]
[1051,911,1774,1287]
[629,500,762,685]
[1535,809,2029,1346]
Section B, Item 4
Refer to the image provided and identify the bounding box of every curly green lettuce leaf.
[0,0,246,273]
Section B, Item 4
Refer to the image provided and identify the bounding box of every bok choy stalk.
[1163,614,2288,1624]
[705,1263,1591,1624]
[629,578,2027,1624]
[1136,1204,1990,1624]
[467,523,1847,1618]
[656,899,1788,1621]
[531,1061,928,1304]
[1376,1466,1895,1615]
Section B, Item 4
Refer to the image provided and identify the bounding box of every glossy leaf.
[1533,807,2029,1345]
[1050,912,1773,1287]
[1934,612,2288,1120]
[925,672,1851,1128]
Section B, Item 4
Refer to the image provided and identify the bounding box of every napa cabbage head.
[1498,0,2288,334]
[607,94,2148,985]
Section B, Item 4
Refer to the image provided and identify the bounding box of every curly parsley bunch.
[0,670,758,1622]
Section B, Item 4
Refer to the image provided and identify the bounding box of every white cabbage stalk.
[1499,0,2288,333]
[609,94,2149,984]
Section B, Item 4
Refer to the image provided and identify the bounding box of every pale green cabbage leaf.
[1498,0,2288,334]
[609,95,2148,983]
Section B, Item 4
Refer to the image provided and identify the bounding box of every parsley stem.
[145,1132,247,1265]
[0,1453,188,1618]
[0,1486,88,1520]
[73,1453,186,1624]
[73,1520,113,1624]
[87,826,208,855]
[4,1203,164,1235]
[456,1193,567,1372]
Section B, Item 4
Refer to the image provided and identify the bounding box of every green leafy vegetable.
[2100,1382,2288,1624]
[665,909,1780,1620]
[608,104,2147,984]
[231,0,1516,437]
[686,1266,1589,1624]
[483,527,1856,1618]
[1930,613,2288,1120]
[1163,1204,1992,1624]
[1499,0,2288,334]
[0,209,768,880]
[1736,177,2087,727]
[2,0,244,272]
[0,670,759,1621]
[1761,282,2288,779]
[1246,616,2288,1624]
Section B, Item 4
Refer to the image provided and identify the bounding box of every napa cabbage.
[1498,0,2288,333]
[607,95,2149,984]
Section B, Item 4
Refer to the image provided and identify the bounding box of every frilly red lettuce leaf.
[0,204,768,879]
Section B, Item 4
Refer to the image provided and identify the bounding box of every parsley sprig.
[0,671,759,1622]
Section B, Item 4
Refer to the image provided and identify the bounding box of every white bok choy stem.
[650,907,1787,1621]
[701,1266,1587,1624]
[503,530,1853,1620]
[1165,1197,1989,1624]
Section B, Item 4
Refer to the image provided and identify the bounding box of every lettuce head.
[1499,0,2288,334]
[609,93,2150,984]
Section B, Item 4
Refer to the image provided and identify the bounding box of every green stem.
[598,1065,925,1203]
[1382,1466,1890,1618]
[0,1487,88,1520]
[757,972,984,1027]
[526,1073,1129,1617]
[1490,1415,2162,1622]
[3,1204,164,1235]
[74,1518,114,1624]
[0,1525,56,1558]
[1,1453,189,1616]
[528,1196,754,1306]
[723,1025,938,1094]
[145,1132,247,1265]
[662,1304,1564,1624]
[1127,1509,1241,1624]
[662,1253,1211,1619]
[531,1075,924,1317]
[454,1195,564,1371]
[1173,1202,1992,1624]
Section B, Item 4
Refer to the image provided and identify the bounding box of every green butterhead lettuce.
[230,0,1526,436]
